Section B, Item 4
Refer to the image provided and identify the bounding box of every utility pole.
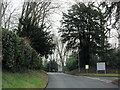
[78,26,80,72]
[78,50,80,72]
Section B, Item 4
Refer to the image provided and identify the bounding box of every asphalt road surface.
[47,73,119,88]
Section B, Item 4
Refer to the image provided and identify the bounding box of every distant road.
[46,73,119,88]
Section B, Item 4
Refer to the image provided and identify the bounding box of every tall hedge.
[2,28,42,72]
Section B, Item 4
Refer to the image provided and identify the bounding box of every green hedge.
[2,28,42,72]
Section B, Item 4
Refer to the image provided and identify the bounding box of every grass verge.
[79,73,120,77]
[67,70,120,77]
[2,70,48,88]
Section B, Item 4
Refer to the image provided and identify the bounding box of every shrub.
[2,28,42,72]
[43,60,58,72]
[107,49,120,69]
[66,55,78,71]
[31,49,42,69]
[2,29,16,71]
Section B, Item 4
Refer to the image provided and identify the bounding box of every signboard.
[85,65,89,69]
[97,62,106,71]
[58,66,62,71]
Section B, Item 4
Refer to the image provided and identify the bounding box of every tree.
[1,0,19,29]
[17,1,55,57]
[100,2,120,49]
[47,36,70,71]
[107,49,120,69]
[54,36,69,71]
[66,54,78,71]
[2,28,42,72]
[43,60,58,72]
[59,3,110,67]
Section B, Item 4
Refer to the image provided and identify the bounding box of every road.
[46,73,119,88]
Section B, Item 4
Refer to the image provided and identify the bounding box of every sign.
[97,62,106,71]
[85,65,89,69]
[58,66,62,71]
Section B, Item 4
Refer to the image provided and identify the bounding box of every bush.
[2,28,42,72]
[66,55,78,71]
[2,29,16,71]
[43,60,58,72]
[107,49,120,69]
[32,49,42,69]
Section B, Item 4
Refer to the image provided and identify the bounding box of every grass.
[67,69,120,77]
[79,73,120,77]
[0,72,2,89]
[2,70,48,88]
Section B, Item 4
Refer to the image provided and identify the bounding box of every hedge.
[2,28,42,72]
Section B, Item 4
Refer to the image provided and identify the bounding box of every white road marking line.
[84,76,112,83]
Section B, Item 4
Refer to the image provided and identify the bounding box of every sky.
[5,0,119,48]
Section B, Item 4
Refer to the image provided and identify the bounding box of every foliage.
[66,55,78,71]
[89,54,98,66]
[107,49,120,69]
[17,2,55,57]
[43,60,58,72]
[100,2,120,50]
[59,2,111,67]
[31,49,42,69]
[2,28,42,72]
[66,48,120,71]
[100,2,120,30]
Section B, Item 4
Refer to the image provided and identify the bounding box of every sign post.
[97,62,106,74]
[85,65,89,73]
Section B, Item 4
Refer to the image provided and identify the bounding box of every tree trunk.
[61,62,64,72]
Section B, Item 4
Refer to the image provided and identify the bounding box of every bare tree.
[93,1,120,49]
[18,0,58,32]
[1,0,20,29]
[52,36,70,71]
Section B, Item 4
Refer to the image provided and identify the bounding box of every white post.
[78,51,80,72]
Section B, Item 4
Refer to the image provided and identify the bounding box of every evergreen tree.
[59,3,110,67]
[17,2,55,57]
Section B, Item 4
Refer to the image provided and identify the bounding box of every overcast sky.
[6,0,119,48]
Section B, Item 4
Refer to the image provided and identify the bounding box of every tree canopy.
[59,2,111,67]
[17,2,55,57]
